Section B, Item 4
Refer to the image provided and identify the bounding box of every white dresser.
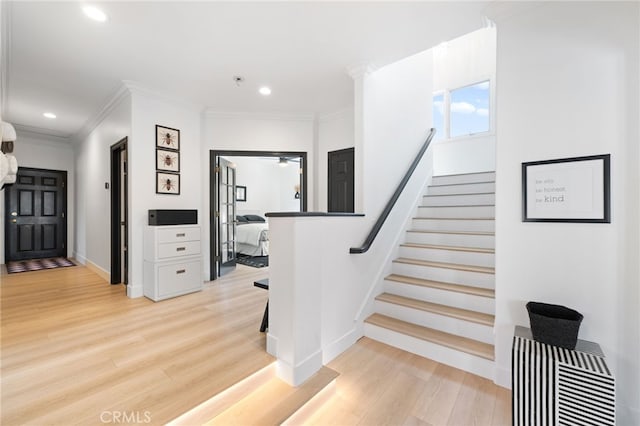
[143,225,202,301]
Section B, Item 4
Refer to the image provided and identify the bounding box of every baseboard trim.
[494,364,511,389]
[266,333,278,357]
[127,285,144,298]
[85,259,110,283]
[322,327,361,364]
[276,349,323,386]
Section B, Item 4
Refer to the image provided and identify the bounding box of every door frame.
[4,167,68,261]
[209,150,308,280]
[110,137,128,285]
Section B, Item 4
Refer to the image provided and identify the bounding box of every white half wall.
[316,108,354,212]
[201,112,314,278]
[493,3,639,423]
[0,131,75,264]
[74,92,131,278]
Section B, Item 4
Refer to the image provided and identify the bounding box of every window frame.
[433,78,494,141]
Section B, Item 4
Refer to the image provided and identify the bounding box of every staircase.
[364,171,496,380]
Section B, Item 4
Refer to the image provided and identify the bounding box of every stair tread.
[407,230,494,236]
[394,257,495,274]
[400,243,494,254]
[429,181,495,187]
[376,293,494,326]
[418,205,495,208]
[434,171,495,178]
[365,313,495,360]
[385,274,495,298]
[423,192,495,197]
[207,366,339,426]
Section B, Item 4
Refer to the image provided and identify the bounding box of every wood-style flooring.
[1,264,511,425]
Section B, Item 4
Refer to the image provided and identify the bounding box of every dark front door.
[5,167,67,261]
[328,148,355,213]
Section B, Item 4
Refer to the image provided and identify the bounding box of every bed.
[236,215,269,256]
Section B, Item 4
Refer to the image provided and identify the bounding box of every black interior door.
[216,157,237,277]
[328,148,355,213]
[5,167,67,261]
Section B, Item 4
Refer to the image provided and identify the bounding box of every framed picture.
[236,185,246,202]
[522,154,610,223]
[156,172,180,195]
[156,149,180,172]
[156,125,180,151]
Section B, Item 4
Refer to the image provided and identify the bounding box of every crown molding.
[73,83,131,144]
[203,110,315,122]
[14,124,73,145]
[123,80,205,113]
[1,1,12,117]
[317,107,354,123]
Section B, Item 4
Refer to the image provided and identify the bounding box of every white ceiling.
[2,1,491,138]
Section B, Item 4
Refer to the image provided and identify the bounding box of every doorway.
[4,167,68,261]
[328,148,355,213]
[209,150,308,280]
[110,138,128,285]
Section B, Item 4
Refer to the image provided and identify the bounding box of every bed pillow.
[243,214,266,223]
[236,215,249,223]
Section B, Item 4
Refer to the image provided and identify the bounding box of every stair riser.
[392,262,494,289]
[374,300,494,344]
[427,182,495,196]
[431,172,496,186]
[422,193,495,207]
[412,219,495,233]
[364,323,495,380]
[405,232,495,248]
[399,246,494,268]
[417,205,495,219]
[383,280,495,314]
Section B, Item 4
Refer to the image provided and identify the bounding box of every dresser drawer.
[157,240,201,259]
[156,259,201,299]
[157,226,201,243]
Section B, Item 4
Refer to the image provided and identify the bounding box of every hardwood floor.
[1,264,511,425]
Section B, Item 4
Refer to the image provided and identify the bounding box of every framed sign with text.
[522,154,610,223]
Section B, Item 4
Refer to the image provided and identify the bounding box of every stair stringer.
[352,169,436,327]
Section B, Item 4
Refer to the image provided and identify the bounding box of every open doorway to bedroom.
[209,150,307,280]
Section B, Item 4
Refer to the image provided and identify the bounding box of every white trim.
[73,251,87,265]
[73,83,131,143]
[317,107,354,123]
[85,259,110,283]
[14,126,73,145]
[127,284,144,299]
[123,80,204,113]
[322,327,361,364]
[276,349,323,387]
[1,1,12,115]
[203,110,314,122]
[266,333,278,357]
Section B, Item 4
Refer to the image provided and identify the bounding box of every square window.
[449,81,490,138]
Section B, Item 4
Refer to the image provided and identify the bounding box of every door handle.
[11,211,17,216]
[11,219,17,223]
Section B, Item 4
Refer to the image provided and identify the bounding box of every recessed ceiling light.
[43,112,57,119]
[259,87,272,96]
[83,5,108,22]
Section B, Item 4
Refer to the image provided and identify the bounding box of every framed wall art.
[156,149,180,172]
[522,154,610,223]
[236,185,246,202]
[156,125,180,151]
[156,172,180,195]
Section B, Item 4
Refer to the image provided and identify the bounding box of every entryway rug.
[236,255,269,268]
[6,257,76,274]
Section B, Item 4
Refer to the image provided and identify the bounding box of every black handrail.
[350,128,436,254]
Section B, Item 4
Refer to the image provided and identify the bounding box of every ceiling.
[2,1,491,139]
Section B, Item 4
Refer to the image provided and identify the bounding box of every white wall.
[316,108,354,212]
[128,89,203,296]
[0,131,75,264]
[493,3,640,423]
[201,112,314,278]
[74,93,131,275]
[226,156,302,216]
[432,26,496,175]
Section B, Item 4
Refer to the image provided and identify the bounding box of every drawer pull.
[176,247,186,252]
[176,233,186,237]
[176,269,186,274]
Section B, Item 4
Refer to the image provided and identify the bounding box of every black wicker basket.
[526,302,583,349]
